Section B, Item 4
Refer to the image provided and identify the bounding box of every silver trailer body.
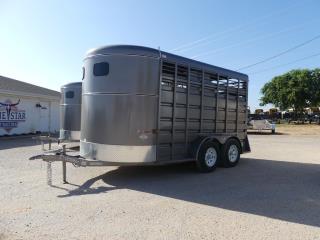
[60,82,82,141]
[80,45,249,165]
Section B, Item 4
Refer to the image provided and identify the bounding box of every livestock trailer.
[31,45,250,174]
[59,82,82,141]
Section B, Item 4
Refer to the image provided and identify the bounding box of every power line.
[236,34,320,71]
[249,52,320,75]
[191,22,307,59]
[169,1,302,52]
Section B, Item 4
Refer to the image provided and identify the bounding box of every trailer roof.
[86,45,248,80]
[0,75,60,99]
[61,82,82,88]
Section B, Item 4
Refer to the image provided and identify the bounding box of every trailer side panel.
[157,58,248,162]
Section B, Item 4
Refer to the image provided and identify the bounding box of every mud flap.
[243,136,251,152]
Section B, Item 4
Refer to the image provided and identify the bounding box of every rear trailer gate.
[157,59,248,162]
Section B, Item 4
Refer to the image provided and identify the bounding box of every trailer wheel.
[196,141,220,172]
[271,129,275,134]
[221,139,240,168]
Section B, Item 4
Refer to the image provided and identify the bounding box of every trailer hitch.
[29,144,109,185]
[30,145,80,184]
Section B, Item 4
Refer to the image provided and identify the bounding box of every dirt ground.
[0,132,320,240]
[249,123,320,136]
[276,123,320,135]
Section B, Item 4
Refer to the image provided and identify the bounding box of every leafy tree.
[309,68,320,106]
[260,68,320,113]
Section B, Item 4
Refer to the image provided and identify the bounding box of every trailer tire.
[221,139,240,168]
[271,129,275,134]
[196,141,220,173]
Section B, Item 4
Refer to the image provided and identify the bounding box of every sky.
[0,0,319,110]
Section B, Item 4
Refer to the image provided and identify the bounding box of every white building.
[0,75,60,136]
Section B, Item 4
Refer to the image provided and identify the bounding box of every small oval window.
[82,67,85,80]
[66,91,74,99]
[93,62,109,76]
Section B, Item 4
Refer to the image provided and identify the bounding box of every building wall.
[50,101,60,132]
[0,93,60,136]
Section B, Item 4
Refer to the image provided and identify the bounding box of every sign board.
[0,99,26,133]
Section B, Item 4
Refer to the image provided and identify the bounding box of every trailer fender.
[220,136,249,154]
[191,136,243,160]
[190,136,221,160]
[224,137,243,154]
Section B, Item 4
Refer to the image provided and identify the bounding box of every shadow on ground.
[58,158,320,227]
[0,137,40,150]
[247,131,286,135]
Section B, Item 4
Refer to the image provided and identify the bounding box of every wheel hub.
[205,147,217,167]
[228,145,238,163]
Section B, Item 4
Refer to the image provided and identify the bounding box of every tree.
[309,68,320,106]
[260,68,320,113]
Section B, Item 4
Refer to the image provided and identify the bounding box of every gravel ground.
[0,134,320,240]
[275,123,320,136]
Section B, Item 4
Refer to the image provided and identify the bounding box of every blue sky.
[1,0,319,110]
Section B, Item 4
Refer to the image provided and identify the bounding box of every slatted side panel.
[157,60,248,162]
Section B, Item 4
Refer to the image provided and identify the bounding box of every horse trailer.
[31,45,250,175]
[59,82,82,141]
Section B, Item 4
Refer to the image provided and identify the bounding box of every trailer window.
[82,67,85,80]
[66,91,74,99]
[93,62,109,76]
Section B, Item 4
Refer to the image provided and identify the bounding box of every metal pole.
[185,65,190,152]
[62,145,67,184]
[215,75,219,133]
[47,162,52,186]
[171,63,177,160]
[225,78,229,133]
[156,53,163,163]
[236,79,240,133]
[200,69,204,132]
